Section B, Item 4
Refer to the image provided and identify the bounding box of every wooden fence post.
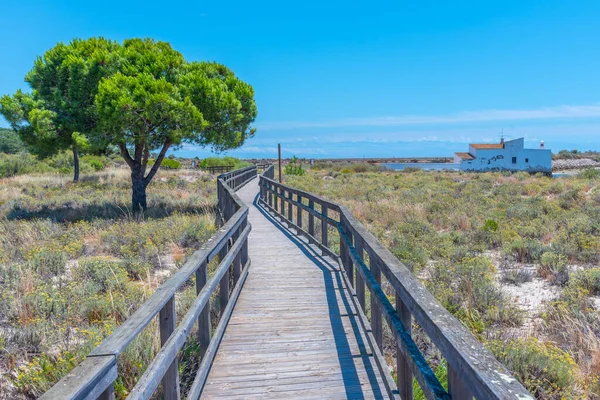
[321,204,328,251]
[370,254,383,351]
[345,225,354,284]
[355,238,366,312]
[308,199,315,237]
[396,294,413,400]
[296,194,303,229]
[287,190,293,222]
[98,384,115,400]
[448,366,473,400]
[159,296,180,399]
[196,261,210,357]
[220,265,230,317]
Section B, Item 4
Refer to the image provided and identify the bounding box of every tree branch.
[119,142,135,169]
[143,139,172,185]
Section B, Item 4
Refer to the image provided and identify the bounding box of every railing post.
[232,223,242,284]
[308,199,315,237]
[396,294,413,400]
[220,262,230,317]
[355,238,366,311]
[321,204,328,251]
[296,194,302,229]
[99,384,115,400]
[159,296,180,400]
[287,190,293,222]
[448,366,473,400]
[370,253,383,350]
[268,182,273,207]
[280,187,285,215]
[196,261,210,357]
[340,226,350,281]
[345,225,354,284]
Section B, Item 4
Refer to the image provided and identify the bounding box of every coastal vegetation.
[0,167,222,398]
[285,166,600,398]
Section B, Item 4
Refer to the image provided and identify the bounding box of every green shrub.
[84,156,106,171]
[284,156,305,176]
[75,257,129,292]
[0,153,52,177]
[569,268,600,295]
[482,219,498,232]
[0,128,26,154]
[198,156,249,169]
[160,158,181,169]
[27,249,68,277]
[578,168,600,179]
[539,252,568,279]
[504,238,543,263]
[489,338,579,398]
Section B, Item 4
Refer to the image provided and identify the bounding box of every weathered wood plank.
[203,178,392,399]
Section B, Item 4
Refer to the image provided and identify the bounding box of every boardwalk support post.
[396,294,413,400]
[196,261,210,357]
[159,296,180,400]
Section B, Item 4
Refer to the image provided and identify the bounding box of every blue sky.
[2,1,600,158]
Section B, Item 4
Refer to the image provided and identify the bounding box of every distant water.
[384,162,572,178]
[383,163,459,171]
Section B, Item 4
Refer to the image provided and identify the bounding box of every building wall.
[459,139,551,173]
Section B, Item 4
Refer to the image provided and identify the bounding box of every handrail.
[258,174,534,400]
[42,166,260,400]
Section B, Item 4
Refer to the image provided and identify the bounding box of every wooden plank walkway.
[202,178,392,399]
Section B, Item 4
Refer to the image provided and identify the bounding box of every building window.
[525,158,529,163]
[512,157,517,164]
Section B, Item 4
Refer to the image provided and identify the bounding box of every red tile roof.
[470,143,504,149]
[455,152,475,160]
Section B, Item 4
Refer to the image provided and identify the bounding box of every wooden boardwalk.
[202,178,392,399]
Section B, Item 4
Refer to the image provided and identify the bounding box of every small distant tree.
[0,128,26,154]
[94,39,257,211]
[284,156,305,176]
[0,38,119,181]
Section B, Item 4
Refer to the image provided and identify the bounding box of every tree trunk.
[72,145,80,182]
[131,171,147,212]
[119,139,171,213]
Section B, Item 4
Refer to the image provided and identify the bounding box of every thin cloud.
[258,104,600,130]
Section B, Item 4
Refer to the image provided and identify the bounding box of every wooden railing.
[42,166,259,400]
[258,175,534,400]
[200,165,234,174]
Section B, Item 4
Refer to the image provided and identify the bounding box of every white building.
[454,138,552,174]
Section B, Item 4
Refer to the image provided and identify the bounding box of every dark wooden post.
[355,238,366,311]
[196,261,210,357]
[308,199,315,237]
[345,224,354,284]
[267,181,272,207]
[448,366,473,400]
[159,296,180,399]
[220,266,230,317]
[296,194,302,229]
[321,204,328,250]
[287,190,293,222]
[99,384,115,400]
[395,294,413,400]
[370,254,383,350]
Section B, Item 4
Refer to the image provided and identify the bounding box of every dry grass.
[286,168,600,398]
[0,168,219,399]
